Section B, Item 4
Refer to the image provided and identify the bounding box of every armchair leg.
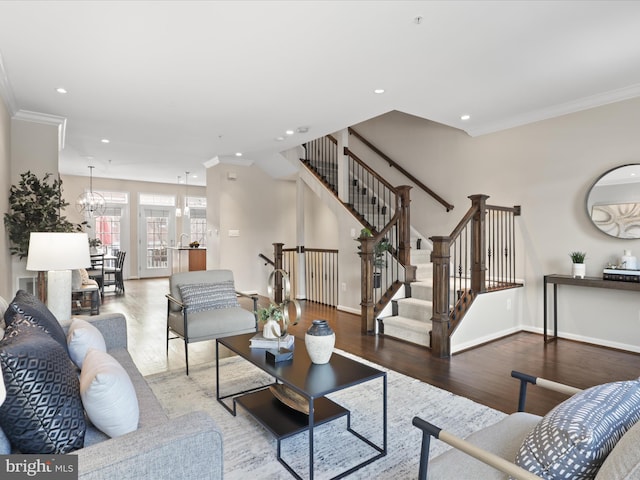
[185,339,189,376]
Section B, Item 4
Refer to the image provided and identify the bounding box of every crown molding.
[0,51,17,115]
[13,109,67,151]
[465,82,640,137]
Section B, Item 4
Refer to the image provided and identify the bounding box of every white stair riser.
[397,300,431,319]
[415,264,432,280]
[382,318,431,347]
[410,283,433,301]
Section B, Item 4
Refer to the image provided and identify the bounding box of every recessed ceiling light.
[101,138,110,144]
[56,87,67,94]
[285,130,295,135]
[235,152,243,157]
[297,126,309,133]
[275,136,285,141]
[460,114,471,121]
[374,89,385,94]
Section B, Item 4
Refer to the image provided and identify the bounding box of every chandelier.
[76,166,106,217]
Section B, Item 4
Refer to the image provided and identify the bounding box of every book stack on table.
[249,333,295,349]
[603,268,640,283]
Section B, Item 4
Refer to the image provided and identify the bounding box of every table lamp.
[26,232,91,321]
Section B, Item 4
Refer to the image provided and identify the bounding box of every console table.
[543,274,640,343]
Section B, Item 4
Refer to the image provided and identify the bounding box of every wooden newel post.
[430,236,451,357]
[469,194,489,295]
[359,236,375,334]
[397,185,416,283]
[273,243,284,304]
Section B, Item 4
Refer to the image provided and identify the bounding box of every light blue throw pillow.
[516,379,640,479]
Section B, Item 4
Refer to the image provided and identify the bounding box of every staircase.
[301,132,523,356]
[380,246,432,347]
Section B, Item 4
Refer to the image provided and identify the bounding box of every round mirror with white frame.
[586,164,640,239]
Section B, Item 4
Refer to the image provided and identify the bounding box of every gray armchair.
[166,269,258,374]
[413,371,640,479]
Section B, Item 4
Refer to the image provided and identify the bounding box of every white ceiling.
[1,1,640,187]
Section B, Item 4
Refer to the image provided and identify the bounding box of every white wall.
[11,118,58,183]
[206,163,297,295]
[9,118,59,295]
[352,99,640,351]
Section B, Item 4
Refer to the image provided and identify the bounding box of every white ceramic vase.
[572,263,586,279]
[305,319,335,364]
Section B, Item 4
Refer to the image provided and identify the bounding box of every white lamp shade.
[26,232,91,271]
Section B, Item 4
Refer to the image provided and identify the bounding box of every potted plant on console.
[569,251,587,279]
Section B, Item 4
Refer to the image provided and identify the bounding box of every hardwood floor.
[100,278,640,416]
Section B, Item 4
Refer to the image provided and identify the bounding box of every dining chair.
[104,251,126,295]
[87,254,105,298]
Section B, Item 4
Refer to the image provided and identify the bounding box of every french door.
[138,207,175,278]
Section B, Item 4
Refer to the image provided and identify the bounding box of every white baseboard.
[452,326,521,353]
[337,304,360,315]
[522,326,640,354]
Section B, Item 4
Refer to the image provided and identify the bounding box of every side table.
[72,285,100,315]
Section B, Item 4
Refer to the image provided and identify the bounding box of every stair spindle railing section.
[271,243,339,307]
[346,147,397,233]
[302,135,339,195]
[357,185,414,333]
[430,195,522,357]
[300,134,415,333]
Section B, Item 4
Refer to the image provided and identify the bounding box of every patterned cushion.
[0,315,86,453]
[516,379,640,479]
[4,290,68,352]
[178,281,240,313]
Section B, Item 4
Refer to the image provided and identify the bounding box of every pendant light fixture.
[76,166,106,217]
[183,171,190,217]
[175,175,182,218]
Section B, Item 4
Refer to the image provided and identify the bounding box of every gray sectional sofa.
[0,302,223,480]
[68,313,223,479]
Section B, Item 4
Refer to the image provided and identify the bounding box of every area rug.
[145,350,506,479]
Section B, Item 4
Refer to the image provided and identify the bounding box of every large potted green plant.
[4,171,86,259]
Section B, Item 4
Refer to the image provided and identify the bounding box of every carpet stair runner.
[380,246,433,348]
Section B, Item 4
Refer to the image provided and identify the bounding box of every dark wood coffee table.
[216,332,387,480]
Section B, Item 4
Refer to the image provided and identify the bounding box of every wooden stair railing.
[301,134,416,333]
[348,127,454,212]
[430,195,522,357]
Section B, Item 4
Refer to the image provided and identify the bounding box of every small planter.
[572,263,586,278]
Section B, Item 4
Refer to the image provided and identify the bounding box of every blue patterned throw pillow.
[515,379,640,479]
[4,290,68,352]
[178,281,240,313]
[0,315,86,453]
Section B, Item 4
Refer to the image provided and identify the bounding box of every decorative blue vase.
[305,320,335,364]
